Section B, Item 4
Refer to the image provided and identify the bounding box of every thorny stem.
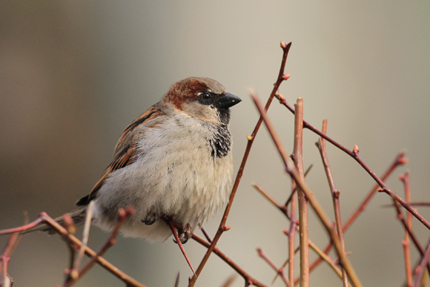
[276,94,430,230]
[292,98,309,287]
[251,93,362,287]
[316,120,348,287]
[188,41,292,287]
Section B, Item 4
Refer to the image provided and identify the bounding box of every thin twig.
[167,220,267,287]
[220,274,237,287]
[0,212,144,286]
[174,273,180,287]
[253,183,350,285]
[60,213,78,272]
[252,183,286,214]
[256,248,289,286]
[198,224,212,244]
[316,120,348,287]
[0,233,22,287]
[399,172,413,287]
[308,151,407,275]
[168,220,196,277]
[66,201,95,283]
[276,93,430,230]
[292,98,309,287]
[188,41,292,287]
[0,218,43,235]
[251,93,362,287]
[288,179,297,287]
[284,164,313,210]
[68,207,135,286]
[413,239,430,287]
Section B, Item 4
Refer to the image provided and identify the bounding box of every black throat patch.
[207,124,231,159]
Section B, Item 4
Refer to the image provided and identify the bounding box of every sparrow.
[74,77,241,242]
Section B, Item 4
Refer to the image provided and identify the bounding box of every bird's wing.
[76,103,166,206]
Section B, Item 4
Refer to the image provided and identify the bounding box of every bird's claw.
[173,223,193,244]
[142,211,157,225]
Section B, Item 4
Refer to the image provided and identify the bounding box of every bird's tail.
[22,208,87,235]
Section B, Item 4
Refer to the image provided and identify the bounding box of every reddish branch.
[0,233,22,287]
[413,239,430,287]
[308,151,407,274]
[256,248,289,286]
[188,41,292,287]
[288,180,297,287]
[292,98,309,286]
[66,201,94,284]
[167,220,267,287]
[251,93,362,287]
[0,211,144,287]
[167,220,196,277]
[400,172,413,287]
[64,206,135,287]
[276,92,430,230]
[253,183,347,284]
[316,120,348,286]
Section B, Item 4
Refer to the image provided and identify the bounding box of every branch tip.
[398,157,408,165]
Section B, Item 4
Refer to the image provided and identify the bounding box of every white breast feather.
[92,114,233,242]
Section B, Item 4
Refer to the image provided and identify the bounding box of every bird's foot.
[178,223,193,244]
[142,211,157,225]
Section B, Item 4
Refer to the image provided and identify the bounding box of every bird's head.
[163,77,241,125]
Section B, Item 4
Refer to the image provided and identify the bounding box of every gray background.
[1,1,430,286]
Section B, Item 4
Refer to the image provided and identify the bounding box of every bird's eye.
[197,91,215,106]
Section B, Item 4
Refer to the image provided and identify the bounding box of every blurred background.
[1,1,430,286]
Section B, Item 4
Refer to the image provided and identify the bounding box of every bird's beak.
[217,92,242,108]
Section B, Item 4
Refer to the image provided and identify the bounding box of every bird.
[72,77,241,243]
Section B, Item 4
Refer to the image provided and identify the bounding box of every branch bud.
[353,145,359,155]
[282,74,291,81]
[222,226,231,231]
[398,156,408,165]
[280,41,287,49]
